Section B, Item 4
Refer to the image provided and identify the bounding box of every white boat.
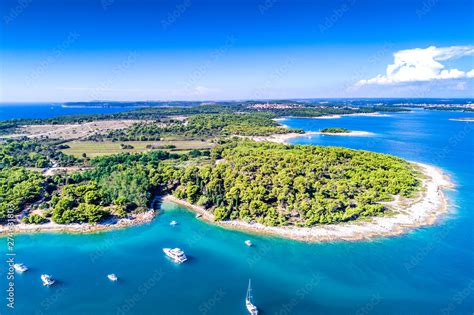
[41,274,55,286]
[163,247,187,264]
[245,240,253,247]
[170,220,178,226]
[13,263,28,273]
[195,213,202,218]
[246,279,258,315]
[107,274,118,281]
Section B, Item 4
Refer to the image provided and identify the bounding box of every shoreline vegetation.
[0,141,454,241]
[0,107,454,241]
[163,162,453,242]
[0,210,155,235]
[2,161,452,241]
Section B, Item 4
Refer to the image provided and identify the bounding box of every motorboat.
[107,274,118,281]
[163,247,187,264]
[13,263,28,273]
[41,274,55,286]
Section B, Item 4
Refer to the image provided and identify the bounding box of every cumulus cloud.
[356,45,474,86]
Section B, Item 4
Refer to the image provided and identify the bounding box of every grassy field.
[62,140,214,158]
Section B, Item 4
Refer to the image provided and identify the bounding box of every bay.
[1,108,474,314]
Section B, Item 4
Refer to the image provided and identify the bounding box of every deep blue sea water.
[1,108,474,314]
[0,103,133,120]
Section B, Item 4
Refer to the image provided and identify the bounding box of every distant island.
[316,127,374,137]
[449,117,474,122]
[320,127,352,133]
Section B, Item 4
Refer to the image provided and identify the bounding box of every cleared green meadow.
[62,140,214,158]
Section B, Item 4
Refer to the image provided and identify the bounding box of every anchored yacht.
[41,274,55,286]
[245,240,253,247]
[107,274,118,281]
[13,263,28,273]
[163,248,187,264]
[246,279,258,315]
[170,220,178,226]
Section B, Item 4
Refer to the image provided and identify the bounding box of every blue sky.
[1,0,473,102]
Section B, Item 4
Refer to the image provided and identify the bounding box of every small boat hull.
[246,300,258,315]
[13,263,28,273]
[108,274,118,281]
[41,275,55,286]
[246,279,258,314]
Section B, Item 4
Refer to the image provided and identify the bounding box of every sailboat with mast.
[246,279,258,315]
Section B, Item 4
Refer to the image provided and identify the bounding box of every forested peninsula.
[0,102,451,240]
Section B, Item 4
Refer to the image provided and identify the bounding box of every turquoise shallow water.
[1,109,474,314]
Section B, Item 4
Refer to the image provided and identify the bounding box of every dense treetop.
[91,113,302,141]
[0,140,79,168]
[0,168,45,220]
[0,140,422,226]
[320,127,351,133]
[172,140,421,226]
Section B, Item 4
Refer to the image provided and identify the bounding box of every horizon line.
[1,97,474,105]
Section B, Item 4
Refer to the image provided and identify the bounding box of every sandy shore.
[251,132,318,143]
[0,210,156,236]
[164,162,453,242]
[251,130,373,143]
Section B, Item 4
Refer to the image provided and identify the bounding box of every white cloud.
[356,45,474,86]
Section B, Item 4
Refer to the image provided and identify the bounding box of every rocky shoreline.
[0,210,155,236]
[163,162,453,242]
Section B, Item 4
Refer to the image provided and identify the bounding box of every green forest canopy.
[0,101,416,226]
[172,140,421,226]
[89,113,303,141]
[0,168,45,220]
[0,140,422,226]
[0,140,79,168]
[320,127,351,133]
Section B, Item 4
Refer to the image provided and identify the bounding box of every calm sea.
[1,108,474,314]
[0,103,133,120]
